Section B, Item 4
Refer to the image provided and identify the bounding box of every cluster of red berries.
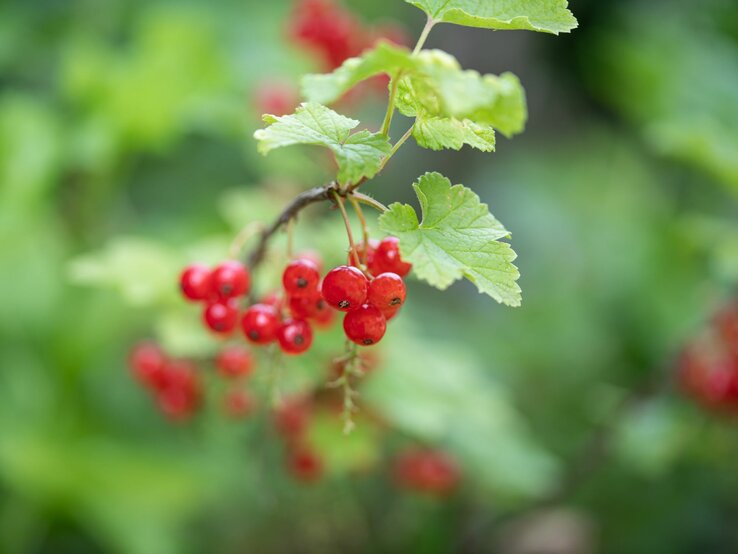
[128,342,257,421]
[128,342,202,421]
[288,0,408,70]
[678,301,738,413]
[179,236,410,354]
[180,260,251,334]
[392,448,461,496]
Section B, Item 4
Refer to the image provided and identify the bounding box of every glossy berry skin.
[241,303,280,344]
[350,239,378,268]
[343,304,386,346]
[283,258,321,297]
[210,261,250,300]
[129,342,168,390]
[277,319,313,355]
[370,237,412,277]
[288,291,324,320]
[215,346,254,379]
[322,265,368,311]
[367,272,406,311]
[203,300,240,334]
[179,264,213,302]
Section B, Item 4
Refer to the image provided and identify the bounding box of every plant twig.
[348,195,370,264]
[331,189,361,267]
[245,183,336,270]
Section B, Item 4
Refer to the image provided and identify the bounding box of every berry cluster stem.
[331,189,361,267]
[348,194,370,264]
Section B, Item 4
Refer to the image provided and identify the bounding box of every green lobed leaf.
[405,0,577,35]
[254,102,391,185]
[301,41,417,105]
[414,117,496,151]
[379,172,521,306]
[397,50,527,138]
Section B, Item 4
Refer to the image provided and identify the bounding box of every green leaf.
[414,117,496,151]
[405,0,577,35]
[397,51,527,138]
[379,172,521,306]
[254,102,391,185]
[301,41,417,105]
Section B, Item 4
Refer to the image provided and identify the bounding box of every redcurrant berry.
[203,300,239,334]
[370,237,411,277]
[223,389,256,419]
[241,303,280,344]
[288,291,324,320]
[156,360,201,421]
[283,258,321,297]
[277,319,313,354]
[128,342,168,390]
[211,261,250,299]
[215,346,254,379]
[343,304,386,346]
[179,264,212,301]
[322,265,368,311]
[286,444,323,482]
[350,239,378,268]
[274,397,311,438]
[392,449,460,495]
[367,272,406,310]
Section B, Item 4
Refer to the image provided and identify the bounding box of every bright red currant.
[350,239,378,268]
[203,300,240,334]
[367,272,406,311]
[241,303,280,344]
[215,346,254,379]
[343,304,386,346]
[322,265,368,311]
[277,319,313,354]
[211,261,250,299]
[179,264,212,301]
[370,237,412,277]
[283,258,321,297]
[288,291,324,320]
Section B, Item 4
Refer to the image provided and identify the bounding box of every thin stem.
[331,189,361,267]
[378,124,415,173]
[228,221,264,259]
[351,192,388,213]
[380,72,402,136]
[286,218,295,258]
[348,195,369,264]
[413,16,435,55]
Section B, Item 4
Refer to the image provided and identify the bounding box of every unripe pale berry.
[203,300,240,334]
[211,261,250,299]
[241,303,280,344]
[322,265,368,311]
[343,304,386,346]
[179,264,212,301]
[277,318,313,354]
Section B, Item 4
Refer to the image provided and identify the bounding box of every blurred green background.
[2,0,738,552]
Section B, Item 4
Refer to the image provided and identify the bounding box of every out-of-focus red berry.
[392,449,461,496]
[286,444,324,483]
[215,346,254,379]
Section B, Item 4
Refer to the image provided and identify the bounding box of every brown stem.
[246,183,337,270]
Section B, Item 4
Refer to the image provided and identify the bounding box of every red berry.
[211,261,250,299]
[322,265,368,311]
[215,346,254,379]
[393,449,460,495]
[283,258,321,297]
[260,291,284,310]
[286,444,323,483]
[367,272,406,311]
[253,80,298,117]
[343,304,386,346]
[128,342,168,390]
[274,397,311,438]
[370,237,411,277]
[350,239,378,268]
[203,300,240,334]
[277,319,313,354]
[380,304,401,322]
[288,291,324,320]
[222,389,256,419]
[241,303,280,344]
[179,264,212,301]
[313,296,336,328]
[156,360,201,422]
